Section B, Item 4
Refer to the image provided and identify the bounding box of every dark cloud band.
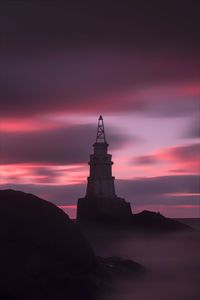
[0,124,134,164]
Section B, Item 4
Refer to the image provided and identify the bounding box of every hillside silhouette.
[0,189,143,300]
[0,189,96,299]
[132,210,192,232]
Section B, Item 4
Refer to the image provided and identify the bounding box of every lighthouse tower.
[86,115,116,198]
[77,116,132,223]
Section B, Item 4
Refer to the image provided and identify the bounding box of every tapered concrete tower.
[77,116,132,223]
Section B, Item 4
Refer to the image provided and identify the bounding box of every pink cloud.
[133,143,200,175]
[0,117,72,133]
[1,163,87,185]
[179,84,200,97]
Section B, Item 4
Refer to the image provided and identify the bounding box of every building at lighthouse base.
[77,196,132,223]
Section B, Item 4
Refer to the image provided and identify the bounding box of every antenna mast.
[96,115,106,143]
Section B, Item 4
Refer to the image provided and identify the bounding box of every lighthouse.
[86,115,116,198]
[77,116,132,223]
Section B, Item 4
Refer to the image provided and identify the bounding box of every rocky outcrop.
[0,189,96,300]
[77,205,192,232]
[97,256,144,278]
[95,256,144,292]
[132,210,192,232]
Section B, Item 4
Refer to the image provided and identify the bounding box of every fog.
[85,220,200,300]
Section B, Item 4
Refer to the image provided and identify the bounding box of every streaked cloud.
[1,124,135,165]
[1,174,199,218]
[0,1,199,218]
[132,143,200,173]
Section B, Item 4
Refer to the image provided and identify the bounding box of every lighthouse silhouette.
[77,115,132,223]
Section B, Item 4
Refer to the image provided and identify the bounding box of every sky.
[0,1,200,218]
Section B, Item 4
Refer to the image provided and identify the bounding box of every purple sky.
[0,1,200,218]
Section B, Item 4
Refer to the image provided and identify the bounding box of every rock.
[94,256,144,293]
[0,189,96,300]
[132,210,192,232]
[97,256,144,277]
[77,209,192,233]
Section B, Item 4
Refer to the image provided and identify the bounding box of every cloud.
[1,174,199,208]
[1,51,199,119]
[132,143,200,173]
[184,120,200,139]
[117,175,199,197]
[168,143,200,161]
[0,1,199,50]
[134,155,159,165]
[117,175,200,212]
[0,183,85,206]
[0,163,88,186]
[0,1,199,119]
[169,168,188,174]
[0,123,134,164]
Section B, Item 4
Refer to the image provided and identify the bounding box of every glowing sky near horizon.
[0,1,200,218]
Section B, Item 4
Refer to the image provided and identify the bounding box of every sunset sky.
[0,1,200,218]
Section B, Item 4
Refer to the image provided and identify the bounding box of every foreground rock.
[0,189,96,300]
[97,256,144,279]
[95,256,144,293]
[0,189,143,300]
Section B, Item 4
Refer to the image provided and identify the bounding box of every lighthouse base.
[76,196,132,223]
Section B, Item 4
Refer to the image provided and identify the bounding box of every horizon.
[0,1,200,218]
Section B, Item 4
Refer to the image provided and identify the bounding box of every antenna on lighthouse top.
[96,115,106,143]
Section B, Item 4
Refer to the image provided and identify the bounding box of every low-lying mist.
[86,221,200,300]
